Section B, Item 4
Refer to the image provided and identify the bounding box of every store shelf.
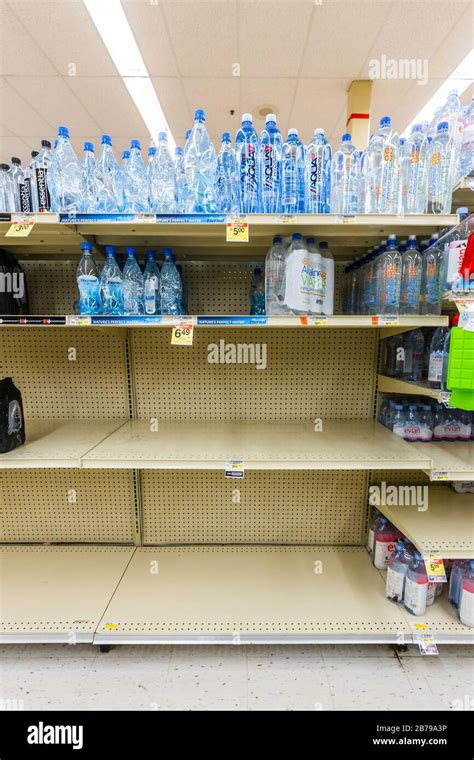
[378,374,451,403]
[0,546,134,643]
[452,176,474,212]
[414,440,474,481]
[81,420,433,471]
[0,419,126,468]
[95,546,410,644]
[399,592,474,645]
[376,487,474,559]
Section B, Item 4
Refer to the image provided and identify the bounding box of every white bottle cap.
[288,128,298,136]
[314,128,325,136]
[265,113,277,124]
[242,113,252,123]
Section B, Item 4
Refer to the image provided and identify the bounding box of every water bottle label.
[405,269,421,308]
[428,352,443,382]
[404,424,421,441]
[459,587,474,627]
[35,167,51,211]
[19,179,33,212]
[404,576,427,615]
[144,277,157,314]
[283,250,326,313]
[418,425,432,442]
[386,566,405,601]
[374,539,396,570]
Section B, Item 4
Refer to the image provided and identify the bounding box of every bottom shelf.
[1,545,471,645]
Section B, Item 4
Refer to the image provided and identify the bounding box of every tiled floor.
[0,644,472,711]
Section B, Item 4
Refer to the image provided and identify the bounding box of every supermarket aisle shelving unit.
[0,213,473,646]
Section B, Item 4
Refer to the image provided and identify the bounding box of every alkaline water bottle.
[305,128,332,214]
[143,250,160,315]
[18,156,34,213]
[48,126,82,213]
[265,236,288,315]
[27,151,39,212]
[377,234,402,315]
[76,241,102,315]
[149,132,176,213]
[184,109,218,213]
[100,246,123,315]
[215,132,239,214]
[259,114,282,213]
[420,237,443,315]
[330,134,358,215]
[235,113,260,213]
[160,248,182,315]
[122,246,144,315]
[427,122,455,214]
[378,116,399,214]
[123,140,149,213]
[94,135,124,213]
[81,142,96,212]
[400,236,422,315]
[405,124,429,214]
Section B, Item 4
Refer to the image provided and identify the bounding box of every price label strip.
[423,552,447,583]
[226,216,249,242]
[225,460,244,479]
[171,321,194,345]
[5,220,35,237]
[431,470,449,481]
[413,623,438,655]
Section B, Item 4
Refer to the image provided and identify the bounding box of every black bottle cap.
[0,163,10,171]
[31,151,39,158]
[11,157,21,165]
[41,140,51,148]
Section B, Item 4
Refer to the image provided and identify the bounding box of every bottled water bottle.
[396,137,408,214]
[404,552,428,616]
[94,135,124,213]
[48,126,82,213]
[357,146,369,214]
[428,325,450,388]
[174,146,188,213]
[122,150,130,166]
[427,122,455,214]
[378,116,399,214]
[123,139,149,213]
[420,238,443,315]
[18,155,34,213]
[149,132,176,213]
[392,403,406,438]
[122,246,144,315]
[405,124,429,214]
[143,250,160,315]
[8,157,22,212]
[282,129,305,214]
[0,163,16,212]
[441,314,459,391]
[305,128,331,214]
[366,508,381,555]
[249,266,265,315]
[366,131,385,213]
[401,328,424,382]
[330,134,358,215]
[35,139,53,212]
[458,561,474,628]
[260,114,282,213]
[318,241,335,315]
[215,132,239,213]
[235,113,259,213]
[459,96,474,178]
[400,235,422,314]
[449,560,468,608]
[373,516,401,570]
[160,247,182,315]
[76,241,102,315]
[386,540,411,602]
[81,142,96,212]
[265,235,288,314]
[183,109,218,213]
[376,234,402,315]
[440,89,464,163]
[100,245,123,315]
[28,151,39,212]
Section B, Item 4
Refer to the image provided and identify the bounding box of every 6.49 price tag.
[226,217,249,242]
[171,322,194,345]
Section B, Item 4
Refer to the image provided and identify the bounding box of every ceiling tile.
[240,78,297,136]
[0,76,54,137]
[67,76,148,138]
[151,77,192,146]
[122,0,179,77]
[0,1,57,76]
[0,135,34,163]
[161,0,238,77]
[290,79,350,144]
[7,0,118,77]
[181,77,240,143]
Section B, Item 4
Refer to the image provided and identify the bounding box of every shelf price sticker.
[171,321,194,345]
[277,214,295,224]
[226,216,249,242]
[66,316,91,326]
[337,215,356,224]
[103,622,119,631]
[431,470,449,481]
[300,316,328,326]
[412,623,439,656]
[5,219,35,237]
[440,391,452,407]
[225,460,244,479]
[423,552,447,583]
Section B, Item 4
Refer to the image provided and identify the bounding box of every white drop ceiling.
[0,0,472,163]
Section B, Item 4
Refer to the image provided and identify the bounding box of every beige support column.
[346,80,373,150]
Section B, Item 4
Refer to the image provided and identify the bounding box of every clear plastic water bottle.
[122,150,130,166]
[366,507,381,555]
[81,142,96,212]
[149,132,176,213]
[373,516,401,570]
[330,133,358,215]
[100,245,123,315]
[174,146,188,213]
[48,126,82,213]
[122,246,144,315]
[143,250,160,315]
[365,132,383,213]
[396,137,408,214]
[259,114,282,213]
[440,89,464,163]
[449,559,468,608]
[378,116,399,214]
[419,404,434,441]
[281,129,305,214]
[459,96,474,178]
[18,155,34,213]
[420,239,444,315]
[160,248,182,315]
[358,146,369,214]
[34,139,53,212]
[428,325,450,388]
[94,135,124,213]
[76,241,102,315]
[123,139,149,213]
[265,236,288,315]
[427,122,455,214]
[386,540,411,602]
[8,157,23,212]
[282,233,311,314]
[305,128,331,214]
[400,235,422,314]
[235,113,260,214]
[249,266,265,315]
[28,151,39,212]
[318,241,335,315]
[377,233,402,315]
[404,552,428,616]
[405,124,429,214]
[441,314,459,391]
[392,403,406,437]
[215,132,239,213]
[183,109,218,213]
[0,163,16,212]
[458,560,474,628]
[402,328,424,382]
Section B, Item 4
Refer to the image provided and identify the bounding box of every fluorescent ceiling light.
[402,49,474,137]
[83,0,176,151]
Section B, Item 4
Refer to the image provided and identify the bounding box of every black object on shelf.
[0,377,26,453]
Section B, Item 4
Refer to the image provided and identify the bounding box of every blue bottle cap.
[185,129,192,140]
[125,246,136,256]
[306,237,316,244]
[146,249,156,257]
[319,241,328,249]
[175,146,183,155]
[104,246,116,256]
[58,125,69,137]
[380,115,391,127]
[437,121,449,132]
[148,146,157,156]
[273,236,283,243]
[399,137,406,146]
[122,150,130,160]
[292,233,302,240]
[83,141,94,152]
[163,247,173,258]
[130,139,141,149]
[342,133,351,142]
[411,123,422,133]
[158,131,167,140]
[81,241,92,252]
[221,132,231,142]
[194,109,205,122]
[101,134,112,145]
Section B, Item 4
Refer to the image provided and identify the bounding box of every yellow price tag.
[5,220,35,237]
[171,322,194,345]
[226,218,249,242]
[103,623,119,630]
[423,553,447,582]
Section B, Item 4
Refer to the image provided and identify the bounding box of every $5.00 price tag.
[423,552,447,583]
[226,217,249,242]
[5,220,35,237]
[171,322,194,346]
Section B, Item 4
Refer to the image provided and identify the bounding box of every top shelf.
[0,213,458,259]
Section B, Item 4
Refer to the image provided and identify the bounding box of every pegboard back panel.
[0,328,129,419]
[131,328,378,421]
[21,260,77,314]
[0,470,136,544]
[141,470,367,545]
